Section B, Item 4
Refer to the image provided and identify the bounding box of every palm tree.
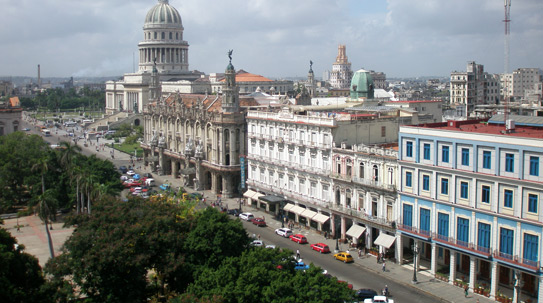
[58,141,82,213]
[31,156,55,258]
[82,172,99,215]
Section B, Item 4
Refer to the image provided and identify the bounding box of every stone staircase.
[87,112,134,131]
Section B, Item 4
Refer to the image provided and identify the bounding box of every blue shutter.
[438,213,449,239]
[500,228,514,257]
[523,234,538,262]
[530,156,539,176]
[403,204,412,227]
[420,208,430,233]
[477,222,490,251]
[457,217,469,246]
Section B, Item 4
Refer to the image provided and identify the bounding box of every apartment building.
[397,117,543,301]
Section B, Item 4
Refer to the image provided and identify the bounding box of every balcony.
[352,176,396,191]
[330,173,351,182]
[492,250,540,271]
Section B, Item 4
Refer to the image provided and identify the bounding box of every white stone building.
[329,45,353,89]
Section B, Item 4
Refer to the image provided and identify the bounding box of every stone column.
[395,233,403,264]
[331,214,336,238]
[537,275,543,303]
[172,160,178,179]
[415,240,421,271]
[490,261,498,299]
[449,251,456,284]
[222,174,231,198]
[340,216,346,241]
[230,129,236,165]
[430,243,437,275]
[469,256,476,292]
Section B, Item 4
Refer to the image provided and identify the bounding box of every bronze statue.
[228,50,233,63]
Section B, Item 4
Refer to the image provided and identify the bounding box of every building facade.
[450,61,495,115]
[397,118,543,301]
[329,45,353,89]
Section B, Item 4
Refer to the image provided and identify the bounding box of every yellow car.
[333,251,354,263]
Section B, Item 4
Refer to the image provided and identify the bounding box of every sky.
[1,0,542,79]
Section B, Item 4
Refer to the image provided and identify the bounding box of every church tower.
[221,50,240,113]
[307,60,315,97]
[148,59,161,104]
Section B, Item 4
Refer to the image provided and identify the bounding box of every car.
[337,280,354,289]
[119,166,128,173]
[159,184,171,191]
[22,128,31,131]
[289,234,308,244]
[145,178,155,186]
[126,170,136,176]
[143,172,153,178]
[251,217,266,227]
[140,192,150,199]
[333,251,354,263]
[355,289,379,301]
[251,240,264,247]
[126,180,142,187]
[130,186,142,193]
[363,296,394,303]
[133,174,141,180]
[189,192,204,200]
[120,175,129,181]
[294,261,309,271]
[310,243,330,253]
[239,212,254,221]
[227,209,241,216]
[275,228,293,238]
[265,244,276,249]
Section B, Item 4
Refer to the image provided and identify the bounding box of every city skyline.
[1,0,542,79]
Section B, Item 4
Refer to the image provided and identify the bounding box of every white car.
[275,228,293,238]
[364,296,394,303]
[251,240,264,247]
[239,212,254,221]
[145,178,155,186]
[126,170,136,176]
[265,244,276,249]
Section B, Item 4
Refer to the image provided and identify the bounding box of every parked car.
[310,243,330,253]
[119,166,128,173]
[125,180,142,187]
[130,186,142,193]
[289,234,308,244]
[363,296,394,303]
[145,178,155,187]
[189,192,204,200]
[265,244,276,249]
[333,251,354,263]
[126,170,136,176]
[251,240,264,247]
[227,209,241,216]
[251,217,266,227]
[275,228,293,238]
[355,289,379,301]
[132,174,140,180]
[143,172,153,178]
[239,212,254,221]
[159,183,171,191]
[294,261,309,271]
[22,128,30,131]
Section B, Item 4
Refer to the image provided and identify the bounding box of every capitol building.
[105,0,293,115]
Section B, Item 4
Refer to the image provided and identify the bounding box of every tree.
[31,156,56,259]
[186,248,354,303]
[45,196,198,302]
[0,227,51,303]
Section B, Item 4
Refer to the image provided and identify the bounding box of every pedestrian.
[382,261,386,272]
[464,285,468,297]
[296,249,300,260]
[257,234,261,240]
[358,249,362,259]
[377,254,380,263]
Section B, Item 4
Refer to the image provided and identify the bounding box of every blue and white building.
[396,116,543,301]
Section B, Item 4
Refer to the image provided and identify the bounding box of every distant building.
[329,45,353,89]
[0,81,14,97]
[0,97,22,135]
[450,61,493,115]
[501,68,542,100]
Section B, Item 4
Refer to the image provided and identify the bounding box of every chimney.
[38,64,41,88]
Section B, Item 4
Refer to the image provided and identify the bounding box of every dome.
[350,69,374,99]
[145,0,182,26]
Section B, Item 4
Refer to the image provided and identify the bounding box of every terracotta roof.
[219,70,273,83]
[387,100,441,103]
[9,97,20,107]
[156,93,259,113]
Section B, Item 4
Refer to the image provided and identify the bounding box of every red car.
[289,234,308,244]
[124,180,142,188]
[310,243,330,253]
[251,217,267,227]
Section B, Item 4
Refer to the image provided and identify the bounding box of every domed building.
[350,69,374,100]
[105,0,201,115]
[138,0,189,74]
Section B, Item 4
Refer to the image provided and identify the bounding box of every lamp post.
[412,243,419,284]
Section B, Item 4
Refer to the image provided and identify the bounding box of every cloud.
[0,0,541,78]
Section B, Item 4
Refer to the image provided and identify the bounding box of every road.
[241,219,438,303]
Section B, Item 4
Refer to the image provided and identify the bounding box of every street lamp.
[412,243,419,284]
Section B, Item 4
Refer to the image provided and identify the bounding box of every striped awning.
[374,233,396,249]
[312,213,330,224]
[300,209,317,219]
[289,205,306,215]
[346,224,367,239]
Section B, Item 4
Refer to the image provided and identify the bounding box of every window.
[405,171,412,187]
[359,163,365,178]
[528,194,538,213]
[457,217,469,246]
[442,146,449,163]
[500,227,514,257]
[477,222,491,250]
[460,181,469,199]
[461,148,469,166]
[406,141,413,157]
[423,143,431,160]
[523,234,539,262]
[381,126,386,137]
[438,213,449,238]
[481,185,490,203]
[403,204,413,227]
[505,153,514,172]
[503,189,513,208]
[441,178,449,195]
[420,208,430,234]
[483,151,492,169]
[422,175,430,191]
[530,156,539,176]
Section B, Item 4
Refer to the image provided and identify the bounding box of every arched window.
[359,162,365,179]
[373,165,379,182]
[161,32,165,39]
[388,167,394,185]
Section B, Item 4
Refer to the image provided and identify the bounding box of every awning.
[253,193,265,200]
[300,209,317,220]
[289,205,306,215]
[283,203,294,211]
[243,190,257,199]
[312,213,330,224]
[346,224,367,239]
[374,233,396,249]
[259,195,283,204]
